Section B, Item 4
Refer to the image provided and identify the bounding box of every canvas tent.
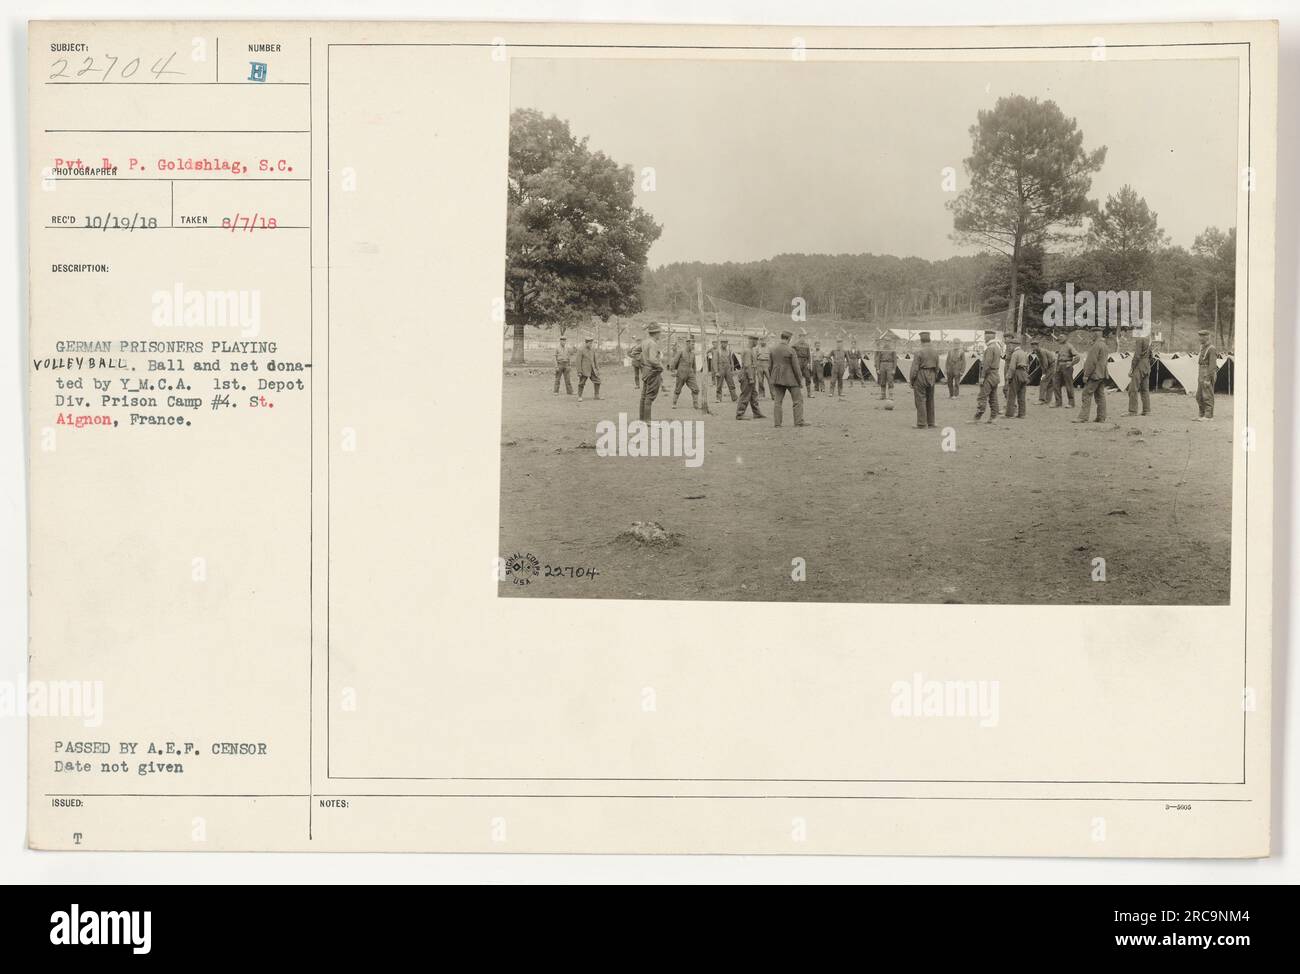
[1139,352,1235,395]
[950,356,983,384]
[858,357,904,383]
[1215,355,1235,393]
[860,352,982,385]
[978,348,1234,395]
[846,348,1235,395]
[1062,351,1127,392]
[1066,350,1236,395]
[1150,352,1199,393]
[855,349,993,386]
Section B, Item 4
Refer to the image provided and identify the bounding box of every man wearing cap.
[769,330,808,428]
[909,331,942,428]
[972,329,1003,422]
[663,336,678,395]
[1005,334,1030,419]
[945,340,967,399]
[553,335,573,396]
[575,334,601,403]
[874,336,897,402]
[1195,329,1219,421]
[812,341,826,394]
[736,334,766,420]
[670,336,701,409]
[1127,332,1153,416]
[1032,340,1056,405]
[794,330,814,398]
[848,338,863,388]
[715,338,738,402]
[756,338,772,398]
[1002,338,1017,415]
[828,339,849,398]
[1053,337,1078,408]
[638,323,664,422]
[627,332,643,388]
[1074,330,1111,423]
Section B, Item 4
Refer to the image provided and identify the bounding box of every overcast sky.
[510,56,1240,267]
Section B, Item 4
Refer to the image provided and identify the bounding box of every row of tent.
[862,350,1235,395]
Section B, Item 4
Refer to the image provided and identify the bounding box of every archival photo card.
[25,19,1275,857]
[499,54,1244,606]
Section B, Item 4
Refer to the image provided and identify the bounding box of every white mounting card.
[26,19,1276,855]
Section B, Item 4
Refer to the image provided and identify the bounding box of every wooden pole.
[696,279,712,416]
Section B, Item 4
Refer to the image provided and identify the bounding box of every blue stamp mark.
[248,61,268,83]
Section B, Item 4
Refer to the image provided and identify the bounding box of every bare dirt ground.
[499,365,1232,604]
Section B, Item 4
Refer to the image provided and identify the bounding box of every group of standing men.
[625,323,801,425]
[551,333,603,403]
[558,323,1224,429]
[970,327,1221,424]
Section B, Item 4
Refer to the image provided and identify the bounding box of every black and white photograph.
[500,54,1243,605]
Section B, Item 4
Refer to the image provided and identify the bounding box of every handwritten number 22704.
[49,52,185,82]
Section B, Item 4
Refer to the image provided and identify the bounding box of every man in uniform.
[972,329,1003,423]
[715,338,738,402]
[812,341,826,393]
[756,337,772,398]
[736,333,766,420]
[553,335,573,396]
[1074,330,1110,423]
[627,332,643,388]
[848,338,862,388]
[706,339,720,388]
[769,329,808,428]
[638,323,664,422]
[1053,336,1078,408]
[1004,334,1030,419]
[575,333,601,403]
[794,330,814,398]
[1032,340,1056,405]
[909,331,941,428]
[670,335,701,409]
[828,339,849,398]
[945,340,967,398]
[874,336,897,402]
[1127,331,1153,416]
[1002,337,1017,415]
[1195,329,1219,421]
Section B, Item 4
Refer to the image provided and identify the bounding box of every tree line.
[643,225,1234,349]
[505,96,1237,363]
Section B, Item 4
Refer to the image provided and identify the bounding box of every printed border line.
[1241,42,1252,787]
[324,776,1247,784]
[326,42,1252,51]
[308,34,315,841]
[323,38,1253,791]
[44,793,1252,803]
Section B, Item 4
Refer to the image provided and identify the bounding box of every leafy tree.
[505,109,662,363]
[718,271,761,307]
[1088,185,1167,302]
[1149,245,1198,346]
[841,278,874,321]
[665,282,688,315]
[1192,226,1236,346]
[948,95,1107,325]
[980,243,1046,326]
